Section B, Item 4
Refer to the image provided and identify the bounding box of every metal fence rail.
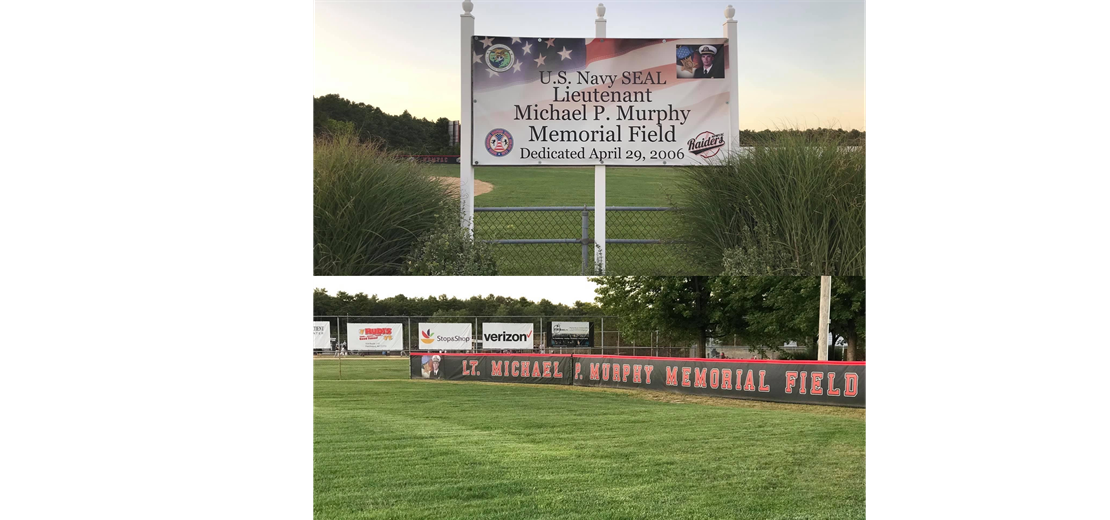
[474,206,707,275]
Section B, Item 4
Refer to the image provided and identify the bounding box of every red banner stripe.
[573,354,865,365]
[408,352,572,357]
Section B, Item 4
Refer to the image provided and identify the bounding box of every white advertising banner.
[472,36,730,166]
[552,321,590,336]
[313,321,331,351]
[481,322,535,350]
[417,323,473,350]
[347,323,404,351]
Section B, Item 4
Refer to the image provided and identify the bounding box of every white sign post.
[461,1,476,234]
[594,4,607,273]
[724,5,738,149]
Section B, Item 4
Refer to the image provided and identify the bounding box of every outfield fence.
[313,315,838,360]
[473,206,708,275]
[408,352,866,408]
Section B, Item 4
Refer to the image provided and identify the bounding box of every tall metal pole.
[460,1,476,234]
[581,205,589,275]
[594,4,607,273]
[818,275,832,360]
[723,5,738,150]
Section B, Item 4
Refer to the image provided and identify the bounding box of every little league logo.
[485,129,513,156]
[687,131,726,158]
[485,44,514,72]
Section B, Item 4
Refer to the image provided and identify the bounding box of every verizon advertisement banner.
[472,36,730,165]
[572,356,865,408]
[346,323,403,351]
[480,322,535,350]
[313,321,331,351]
[410,353,572,385]
[416,323,473,350]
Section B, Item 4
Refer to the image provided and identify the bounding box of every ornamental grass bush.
[677,131,865,275]
[314,131,453,275]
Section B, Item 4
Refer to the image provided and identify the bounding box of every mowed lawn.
[424,164,685,207]
[314,358,866,519]
[313,356,412,380]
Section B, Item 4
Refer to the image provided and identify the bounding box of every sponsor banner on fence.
[416,323,473,350]
[472,36,730,166]
[410,353,573,385]
[313,321,331,351]
[346,323,404,351]
[571,356,865,408]
[550,321,592,348]
[480,322,534,350]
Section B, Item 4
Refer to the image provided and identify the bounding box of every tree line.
[314,94,459,155]
[313,93,864,154]
[313,289,601,319]
[593,276,865,361]
[737,128,865,146]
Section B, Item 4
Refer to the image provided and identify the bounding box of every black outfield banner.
[410,353,572,385]
[410,353,864,407]
[571,355,865,408]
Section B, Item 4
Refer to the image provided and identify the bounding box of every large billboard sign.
[347,323,404,351]
[416,323,473,350]
[313,321,331,351]
[480,322,535,350]
[472,36,730,166]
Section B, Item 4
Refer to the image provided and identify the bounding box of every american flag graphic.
[471,36,731,166]
[472,36,587,90]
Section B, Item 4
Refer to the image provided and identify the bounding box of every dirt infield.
[432,176,493,197]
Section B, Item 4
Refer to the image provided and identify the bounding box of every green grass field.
[424,165,704,275]
[424,164,684,207]
[315,358,866,519]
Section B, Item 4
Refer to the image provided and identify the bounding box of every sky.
[314,0,865,130]
[316,276,601,306]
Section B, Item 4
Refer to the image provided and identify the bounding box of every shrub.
[677,131,865,275]
[314,131,453,275]
[405,223,498,275]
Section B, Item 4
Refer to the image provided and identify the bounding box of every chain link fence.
[313,315,834,360]
[473,206,710,275]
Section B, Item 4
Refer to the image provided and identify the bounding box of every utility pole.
[818,276,831,360]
